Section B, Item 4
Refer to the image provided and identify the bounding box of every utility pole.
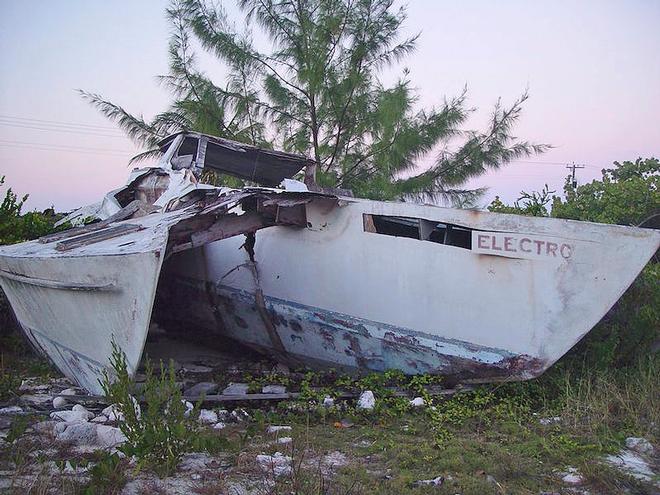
[566,162,585,188]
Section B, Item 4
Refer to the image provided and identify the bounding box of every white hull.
[1,133,657,393]
[158,196,659,381]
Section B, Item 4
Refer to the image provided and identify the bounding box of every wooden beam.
[40,200,148,244]
[56,224,143,251]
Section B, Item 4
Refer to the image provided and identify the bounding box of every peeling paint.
[156,275,546,381]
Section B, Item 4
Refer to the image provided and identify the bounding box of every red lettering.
[546,242,558,257]
[534,240,544,255]
[520,238,532,252]
[491,235,502,251]
[504,237,516,252]
[560,243,572,259]
[478,234,489,249]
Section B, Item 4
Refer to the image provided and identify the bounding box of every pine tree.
[83,0,547,203]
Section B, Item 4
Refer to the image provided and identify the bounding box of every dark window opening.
[363,214,472,250]
[171,137,200,170]
[177,137,199,158]
[364,215,420,239]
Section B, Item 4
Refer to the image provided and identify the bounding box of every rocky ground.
[0,333,658,494]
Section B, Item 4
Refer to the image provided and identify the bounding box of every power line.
[0,138,134,152]
[510,159,597,169]
[0,146,132,157]
[0,139,135,156]
[0,122,128,138]
[0,114,123,132]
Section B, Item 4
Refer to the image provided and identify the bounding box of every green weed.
[101,341,221,477]
[82,452,126,495]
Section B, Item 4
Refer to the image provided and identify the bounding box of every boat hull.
[156,196,659,381]
[1,190,658,392]
[0,251,164,394]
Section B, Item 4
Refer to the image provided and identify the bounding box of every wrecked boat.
[1,132,658,394]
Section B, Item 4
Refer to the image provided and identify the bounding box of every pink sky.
[1,0,658,212]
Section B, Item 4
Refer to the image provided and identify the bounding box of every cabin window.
[177,137,199,158]
[363,214,472,249]
[170,137,200,170]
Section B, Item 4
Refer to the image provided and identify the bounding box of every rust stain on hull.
[155,274,548,382]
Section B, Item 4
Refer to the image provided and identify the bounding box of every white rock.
[184,382,218,397]
[357,391,375,410]
[539,416,561,425]
[102,404,124,422]
[91,415,108,424]
[60,388,77,396]
[625,437,654,456]
[560,467,584,485]
[605,450,655,482]
[50,409,92,423]
[410,397,425,408]
[181,400,194,418]
[198,409,218,424]
[96,425,127,449]
[413,476,444,487]
[56,422,98,445]
[52,397,67,409]
[54,420,126,449]
[230,408,250,422]
[102,398,140,421]
[54,422,68,435]
[322,396,334,407]
[322,451,349,470]
[262,384,286,394]
[277,437,292,444]
[0,406,23,415]
[267,425,292,434]
[256,452,292,477]
[72,404,91,415]
[213,422,226,430]
[222,382,249,395]
[217,409,229,420]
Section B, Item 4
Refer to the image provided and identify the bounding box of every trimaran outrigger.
[1,132,657,394]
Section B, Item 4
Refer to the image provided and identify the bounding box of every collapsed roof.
[158,132,314,187]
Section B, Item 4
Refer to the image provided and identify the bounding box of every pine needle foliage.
[82,0,547,202]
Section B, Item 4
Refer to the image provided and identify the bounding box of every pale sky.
[1,0,658,211]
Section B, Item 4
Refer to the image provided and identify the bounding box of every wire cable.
[0,114,123,132]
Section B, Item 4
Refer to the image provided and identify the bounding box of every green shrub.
[101,342,206,477]
[488,184,554,217]
[83,452,127,495]
[551,157,658,226]
[0,175,63,246]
